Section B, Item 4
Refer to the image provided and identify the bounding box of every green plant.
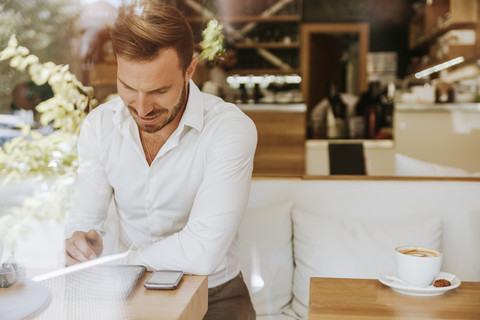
[0,35,96,249]
[0,35,97,180]
[199,18,225,62]
[0,0,81,112]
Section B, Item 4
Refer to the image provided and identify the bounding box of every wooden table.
[127,273,208,320]
[28,270,208,320]
[308,277,480,320]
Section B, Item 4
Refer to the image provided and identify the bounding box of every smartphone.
[144,270,184,290]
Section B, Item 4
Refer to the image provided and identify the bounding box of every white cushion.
[239,201,295,316]
[291,209,442,319]
[395,153,470,177]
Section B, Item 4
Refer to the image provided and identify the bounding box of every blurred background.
[2,0,480,177]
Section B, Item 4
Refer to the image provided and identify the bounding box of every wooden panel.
[450,0,478,23]
[302,175,480,182]
[89,62,117,86]
[127,274,208,320]
[425,0,448,36]
[253,144,305,175]
[309,277,480,320]
[243,110,305,144]
[245,109,306,176]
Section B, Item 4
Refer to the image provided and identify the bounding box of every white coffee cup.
[395,246,443,287]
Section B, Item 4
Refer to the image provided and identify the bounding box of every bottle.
[364,81,382,139]
[239,83,248,103]
[264,30,273,43]
[351,92,368,139]
[326,81,348,139]
[251,29,260,43]
[272,28,281,43]
[379,82,395,139]
[253,83,263,103]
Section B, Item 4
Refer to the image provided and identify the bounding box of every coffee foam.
[396,247,440,258]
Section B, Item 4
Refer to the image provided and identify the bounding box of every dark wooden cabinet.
[409,0,479,75]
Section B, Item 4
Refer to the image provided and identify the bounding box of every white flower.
[199,18,225,62]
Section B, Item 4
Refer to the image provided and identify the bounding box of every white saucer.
[378,272,461,296]
[0,279,50,319]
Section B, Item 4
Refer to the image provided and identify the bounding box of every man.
[64,2,257,319]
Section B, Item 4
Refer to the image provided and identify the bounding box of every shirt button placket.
[144,166,155,235]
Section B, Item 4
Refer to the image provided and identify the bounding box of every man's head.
[110,1,194,72]
[111,1,197,134]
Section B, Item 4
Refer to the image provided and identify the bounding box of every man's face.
[117,49,195,133]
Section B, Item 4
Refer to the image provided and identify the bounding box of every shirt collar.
[111,79,204,135]
[177,80,204,135]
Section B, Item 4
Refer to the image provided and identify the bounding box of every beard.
[128,81,188,133]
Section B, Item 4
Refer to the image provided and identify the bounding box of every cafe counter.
[306,102,480,176]
[238,103,307,176]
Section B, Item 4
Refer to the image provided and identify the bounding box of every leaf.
[7,34,18,48]
[0,47,17,61]
[35,99,54,113]
[29,63,51,84]
[20,125,31,136]
[0,38,93,179]
[9,55,22,68]
[23,54,39,66]
[199,18,225,62]
[16,46,29,56]
[29,131,44,139]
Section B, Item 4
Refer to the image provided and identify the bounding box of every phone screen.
[144,270,184,290]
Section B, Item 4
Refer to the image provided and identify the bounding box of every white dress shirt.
[66,81,257,287]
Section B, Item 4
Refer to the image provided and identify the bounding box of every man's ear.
[185,56,198,82]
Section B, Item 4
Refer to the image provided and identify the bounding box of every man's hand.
[65,230,103,266]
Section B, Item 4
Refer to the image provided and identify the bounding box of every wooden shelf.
[410,21,477,51]
[235,42,300,49]
[184,1,302,89]
[409,55,478,76]
[407,0,480,78]
[186,15,300,24]
[228,68,300,75]
[195,42,300,50]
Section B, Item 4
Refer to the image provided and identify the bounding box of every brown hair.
[110,1,194,72]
